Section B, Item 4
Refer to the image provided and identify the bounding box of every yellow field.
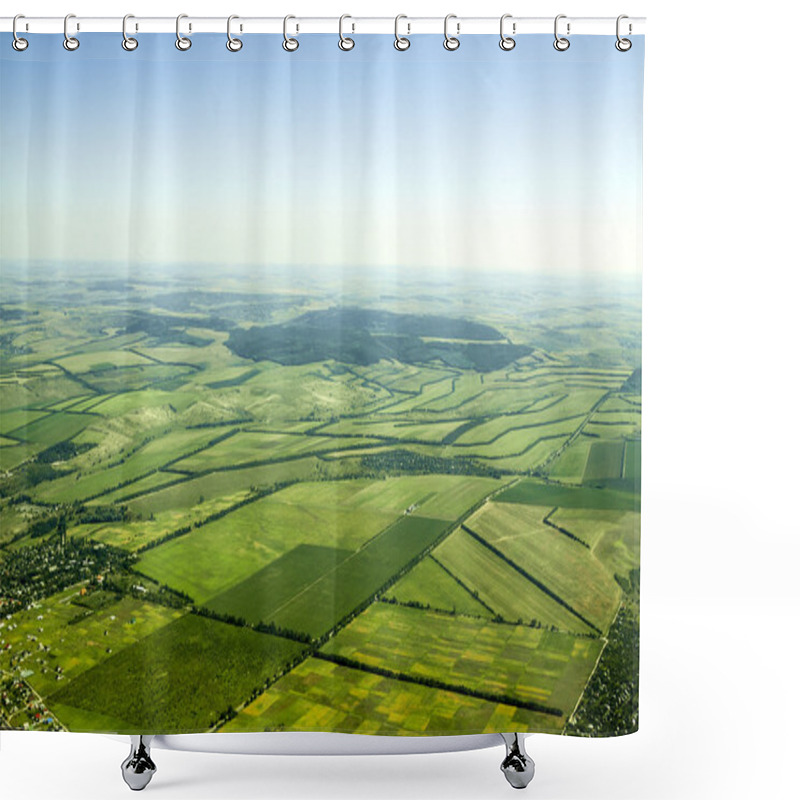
[221,656,562,735]
[322,603,602,717]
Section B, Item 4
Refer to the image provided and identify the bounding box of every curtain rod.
[1,16,645,36]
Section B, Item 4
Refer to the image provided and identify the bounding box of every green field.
[87,388,198,416]
[49,614,308,732]
[102,458,318,511]
[385,556,492,617]
[314,416,467,444]
[583,421,640,438]
[550,507,639,549]
[467,502,621,633]
[205,544,353,626]
[454,390,604,445]
[31,427,229,503]
[256,515,451,638]
[270,475,503,521]
[86,489,256,550]
[54,349,154,373]
[496,478,640,511]
[6,411,93,445]
[547,438,592,482]
[0,441,44,470]
[624,439,642,483]
[136,496,398,603]
[583,441,626,481]
[0,408,49,435]
[172,431,385,472]
[433,527,592,633]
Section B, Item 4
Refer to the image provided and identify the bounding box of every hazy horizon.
[1,33,644,277]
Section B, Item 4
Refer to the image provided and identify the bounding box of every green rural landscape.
[0,263,640,737]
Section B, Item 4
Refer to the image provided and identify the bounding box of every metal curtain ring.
[283,15,299,51]
[122,14,138,51]
[616,15,632,51]
[176,14,192,51]
[339,14,355,51]
[499,14,515,51]
[554,14,570,51]
[63,13,79,51]
[12,14,28,51]
[227,15,243,51]
[394,14,410,51]
[443,14,460,51]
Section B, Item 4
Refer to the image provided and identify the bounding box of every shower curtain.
[0,28,643,738]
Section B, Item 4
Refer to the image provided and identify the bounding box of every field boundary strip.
[542,507,591,549]
[429,553,498,616]
[460,524,601,635]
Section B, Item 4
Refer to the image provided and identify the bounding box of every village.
[0,672,63,731]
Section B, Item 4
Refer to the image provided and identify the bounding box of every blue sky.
[0,32,643,276]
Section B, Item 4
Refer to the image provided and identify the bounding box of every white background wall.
[2,1,798,798]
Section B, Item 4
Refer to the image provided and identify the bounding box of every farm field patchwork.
[583,421,640,438]
[313,416,468,444]
[53,349,154,373]
[322,604,602,719]
[0,441,44,471]
[98,457,323,513]
[433,527,593,634]
[269,475,504,521]
[5,411,93,445]
[255,515,451,639]
[49,614,309,732]
[220,656,561,735]
[466,502,621,634]
[172,431,385,472]
[0,590,183,698]
[453,389,605,445]
[30,427,231,504]
[384,556,492,617]
[204,544,353,626]
[496,479,640,512]
[0,408,49,435]
[87,388,198,416]
[85,489,255,550]
[135,496,399,603]
[1,270,640,737]
[549,506,640,553]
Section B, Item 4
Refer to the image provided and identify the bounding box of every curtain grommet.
[226,15,243,52]
[554,15,570,51]
[443,14,460,51]
[394,15,410,51]
[283,15,299,51]
[339,15,355,51]
[63,13,80,51]
[122,14,138,51]
[616,15,632,51]
[12,15,29,51]
[499,14,516,51]
[176,14,192,51]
